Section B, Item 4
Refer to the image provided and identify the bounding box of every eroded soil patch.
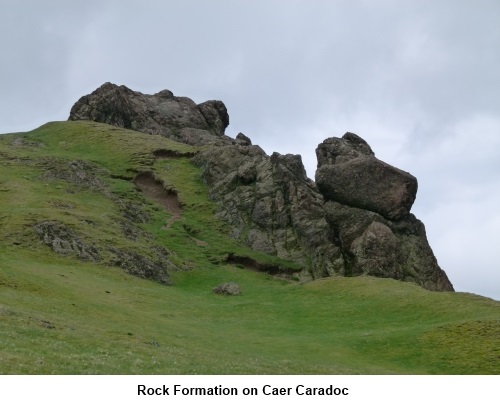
[153,149,197,159]
[225,253,301,276]
[133,172,181,228]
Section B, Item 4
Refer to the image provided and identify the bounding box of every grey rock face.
[323,196,453,291]
[69,82,230,146]
[193,144,342,280]
[316,133,417,221]
[317,136,452,291]
[316,132,374,166]
[350,221,402,278]
[198,100,230,136]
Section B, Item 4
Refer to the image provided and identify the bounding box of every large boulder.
[69,82,230,146]
[316,133,417,221]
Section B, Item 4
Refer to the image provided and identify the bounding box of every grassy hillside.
[1,121,499,374]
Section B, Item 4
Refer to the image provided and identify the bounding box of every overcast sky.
[1,0,499,300]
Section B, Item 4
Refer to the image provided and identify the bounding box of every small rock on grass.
[212,282,241,296]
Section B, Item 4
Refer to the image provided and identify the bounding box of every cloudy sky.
[1,0,499,299]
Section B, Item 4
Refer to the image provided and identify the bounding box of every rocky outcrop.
[69,82,230,146]
[323,201,453,290]
[192,143,342,281]
[315,133,452,290]
[108,247,172,285]
[33,221,175,285]
[34,221,101,262]
[68,83,453,291]
[191,133,452,291]
[316,133,417,221]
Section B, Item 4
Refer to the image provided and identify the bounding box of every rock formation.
[316,133,417,221]
[68,83,454,291]
[69,82,230,146]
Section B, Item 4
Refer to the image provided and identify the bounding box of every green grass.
[0,121,499,374]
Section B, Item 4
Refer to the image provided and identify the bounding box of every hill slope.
[0,121,499,374]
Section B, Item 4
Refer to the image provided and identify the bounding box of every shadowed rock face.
[68,83,454,291]
[316,133,418,221]
[69,82,230,146]
[323,201,453,291]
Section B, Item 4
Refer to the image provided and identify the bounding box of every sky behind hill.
[1,0,499,299]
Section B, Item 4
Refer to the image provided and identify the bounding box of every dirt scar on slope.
[133,172,181,229]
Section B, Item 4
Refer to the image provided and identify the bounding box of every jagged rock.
[108,247,172,285]
[193,133,451,291]
[119,200,151,224]
[198,100,230,136]
[33,221,100,262]
[235,132,252,146]
[69,82,230,146]
[316,133,418,221]
[225,253,301,274]
[193,144,341,279]
[212,282,241,296]
[324,201,454,291]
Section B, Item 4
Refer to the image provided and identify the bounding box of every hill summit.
[69,82,453,292]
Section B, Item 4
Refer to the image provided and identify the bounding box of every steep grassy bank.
[1,122,499,374]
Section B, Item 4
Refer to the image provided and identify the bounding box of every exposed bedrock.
[192,143,343,281]
[324,201,454,291]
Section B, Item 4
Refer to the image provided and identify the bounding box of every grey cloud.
[0,0,108,131]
